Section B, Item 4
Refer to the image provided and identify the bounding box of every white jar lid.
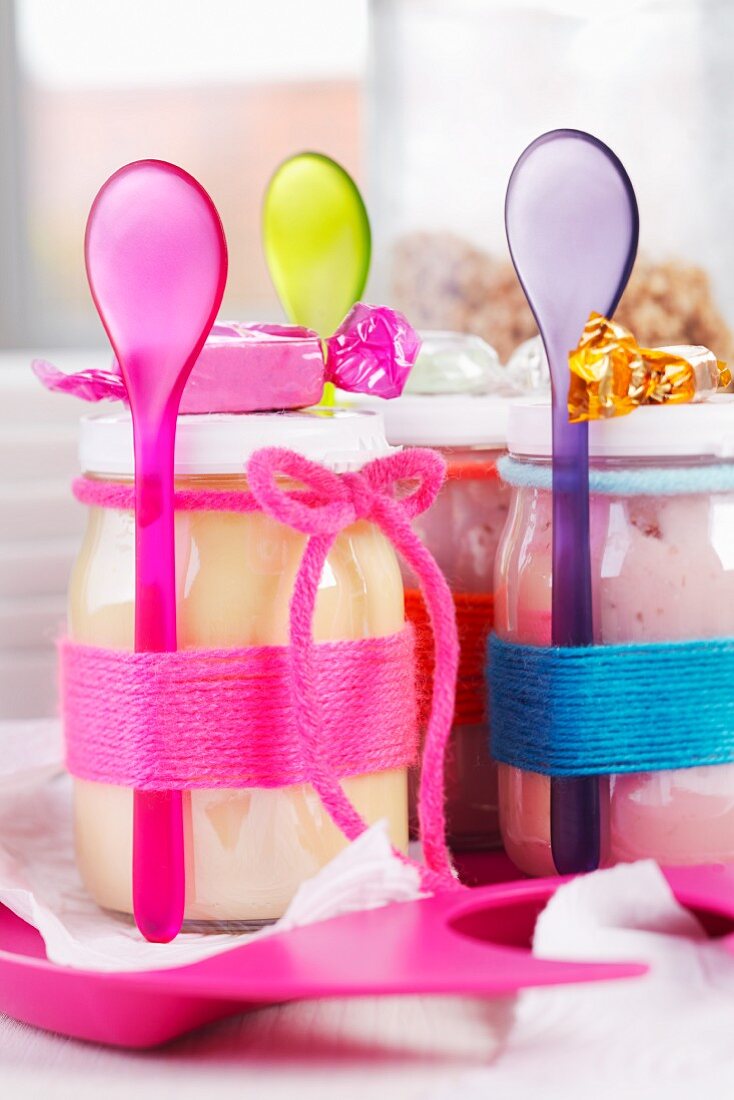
[79,407,395,476]
[342,393,509,448]
[508,396,734,460]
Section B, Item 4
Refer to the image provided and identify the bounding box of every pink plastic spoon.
[85,160,227,942]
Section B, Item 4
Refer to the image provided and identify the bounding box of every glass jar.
[495,397,734,875]
[376,380,510,850]
[369,0,734,364]
[68,408,408,925]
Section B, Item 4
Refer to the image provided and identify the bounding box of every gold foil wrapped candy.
[567,312,730,423]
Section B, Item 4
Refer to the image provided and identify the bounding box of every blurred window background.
[2,0,732,718]
[2,0,367,349]
[0,0,367,718]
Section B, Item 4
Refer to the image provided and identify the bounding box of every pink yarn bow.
[247,447,460,890]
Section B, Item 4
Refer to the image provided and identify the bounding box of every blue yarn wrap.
[488,633,734,776]
[497,455,734,496]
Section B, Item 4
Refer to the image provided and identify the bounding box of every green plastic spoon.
[263,152,371,404]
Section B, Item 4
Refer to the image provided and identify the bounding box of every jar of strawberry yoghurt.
[495,397,734,875]
[377,336,512,850]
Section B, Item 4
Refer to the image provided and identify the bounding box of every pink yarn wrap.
[62,629,418,788]
[70,447,461,891]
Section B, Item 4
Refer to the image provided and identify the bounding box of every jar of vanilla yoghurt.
[68,407,408,925]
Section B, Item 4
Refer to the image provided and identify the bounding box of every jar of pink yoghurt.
[379,382,510,851]
[495,397,734,875]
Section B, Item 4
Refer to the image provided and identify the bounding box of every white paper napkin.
[0,719,422,972]
[430,860,734,1100]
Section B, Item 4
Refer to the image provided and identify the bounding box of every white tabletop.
[0,995,512,1100]
[5,978,734,1100]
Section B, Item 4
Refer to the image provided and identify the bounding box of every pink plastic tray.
[2,859,733,1049]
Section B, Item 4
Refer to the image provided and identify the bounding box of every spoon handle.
[549,406,600,872]
[132,420,185,942]
[133,791,185,941]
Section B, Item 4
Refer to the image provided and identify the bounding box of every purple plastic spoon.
[85,161,227,941]
[505,130,638,874]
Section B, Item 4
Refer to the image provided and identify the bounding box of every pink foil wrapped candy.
[32,304,420,412]
[32,359,128,403]
[326,303,420,399]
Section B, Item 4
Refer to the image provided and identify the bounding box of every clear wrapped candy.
[405,330,501,395]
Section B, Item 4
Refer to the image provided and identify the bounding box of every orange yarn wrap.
[444,460,500,483]
[405,588,494,728]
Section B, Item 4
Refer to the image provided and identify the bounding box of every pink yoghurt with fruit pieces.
[495,397,734,875]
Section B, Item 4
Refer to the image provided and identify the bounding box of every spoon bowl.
[263,152,371,403]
